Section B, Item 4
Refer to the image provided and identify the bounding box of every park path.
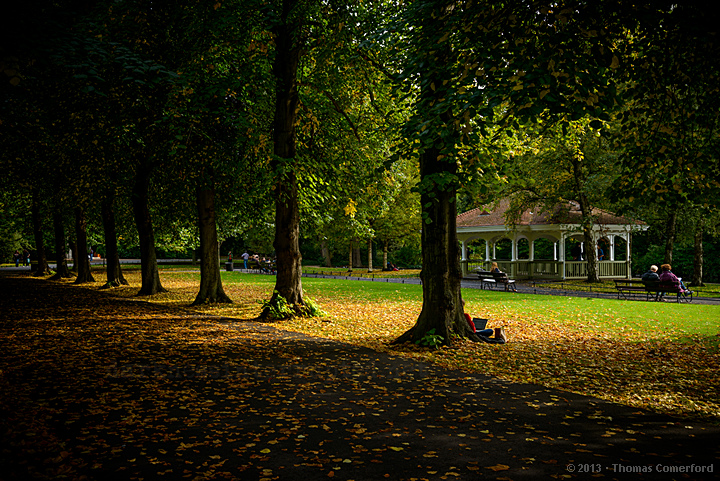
[1,272,719,480]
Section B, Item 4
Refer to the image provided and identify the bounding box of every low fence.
[462,259,629,280]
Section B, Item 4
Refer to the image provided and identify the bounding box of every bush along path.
[1,272,719,480]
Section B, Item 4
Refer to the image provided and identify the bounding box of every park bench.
[643,280,693,303]
[474,269,497,289]
[613,279,693,303]
[492,272,517,291]
[614,279,649,300]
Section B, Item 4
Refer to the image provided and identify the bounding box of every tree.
[378,0,626,345]
[613,1,720,256]
[503,119,619,283]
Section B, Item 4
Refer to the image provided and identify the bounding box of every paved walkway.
[1,272,719,480]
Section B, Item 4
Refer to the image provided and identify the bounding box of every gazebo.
[456,198,648,280]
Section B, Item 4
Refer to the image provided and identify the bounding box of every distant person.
[13,250,21,267]
[641,265,660,282]
[571,243,582,260]
[597,245,604,261]
[23,248,30,266]
[658,264,691,294]
[241,251,249,269]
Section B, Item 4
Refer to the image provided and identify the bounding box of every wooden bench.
[475,270,497,289]
[614,279,693,303]
[643,280,693,303]
[614,279,649,300]
[492,272,517,291]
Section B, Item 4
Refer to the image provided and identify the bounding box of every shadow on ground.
[1,273,718,480]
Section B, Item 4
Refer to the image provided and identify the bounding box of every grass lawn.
[93,269,720,421]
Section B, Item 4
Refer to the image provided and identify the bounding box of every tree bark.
[69,240,78,273]
[320,236,332,267]
[262,0,304,316]
[30,188,51,276]
[570,154,599,283]
[393,146,470,346]
[663,210,676,265]
[101,192,128,287]
[193,175,232,305]
[73,207,95,284]
[367,238,373,272]
[353,239,362,268]
[383,240,389,270]
[348,240,353,272]
[392,39,472,346]
[131,161,167,295]
[49,205,72,280]
[690,218,704,287]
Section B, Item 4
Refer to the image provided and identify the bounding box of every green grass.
[210,271,720,341]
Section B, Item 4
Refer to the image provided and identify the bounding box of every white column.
[492,242,497,259]
[511,237,517,261]
[553,241,558,260]
[580,241,585,261]
[609,235,616,261]
[485,240,490,262]
[560,234,566,279]
[461,240,467,261]
[529,239,535,261]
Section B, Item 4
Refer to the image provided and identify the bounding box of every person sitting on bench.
[641,264,660,282]
[658,264,691,295]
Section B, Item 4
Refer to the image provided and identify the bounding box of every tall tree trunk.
[393,39,472,346]
[348,240,353,272]
[570,154,599,283]
[101,192,128,287]
[663,210,676,265]
[73,207,95,284]
[352,239,362,268]
[367,238,373,272]
[193,175,231,305]
[393,144,469,345]
[262,0,304,317]
[30,188,51,276]
[69,240,78,273]
[383,240,389,270]
[49,205,72,279]
[690,218,704,287]
[131,162,166,295]
[320,236,332,267]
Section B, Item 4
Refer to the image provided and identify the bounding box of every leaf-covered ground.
[134,271,720,422]
[2,271,719,480]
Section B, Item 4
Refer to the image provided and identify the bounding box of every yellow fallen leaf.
[260,449,271,454]
[486,464,510,471]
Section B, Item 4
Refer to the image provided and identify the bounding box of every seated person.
[462,300,506,343]
[490,261,501,273]
[641,264,660,282]
[658,264,691,294]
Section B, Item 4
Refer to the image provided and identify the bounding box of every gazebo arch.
[457,199,648,280]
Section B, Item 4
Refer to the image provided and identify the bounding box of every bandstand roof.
[457,198,645,229]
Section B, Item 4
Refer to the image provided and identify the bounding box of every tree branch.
[298,82,360,141]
